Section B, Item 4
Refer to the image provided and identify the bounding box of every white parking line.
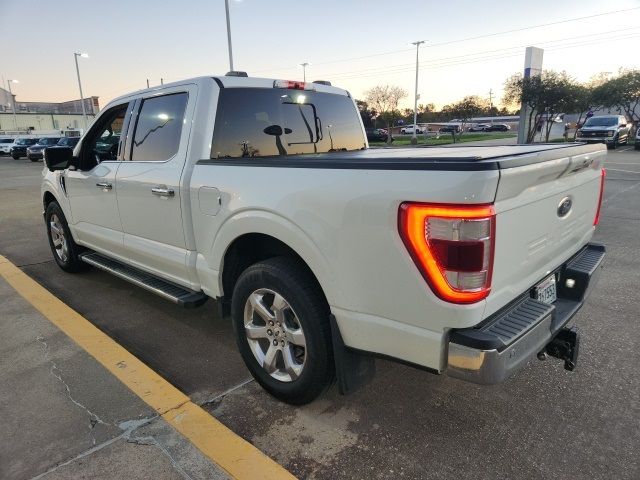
[606,168,640,174]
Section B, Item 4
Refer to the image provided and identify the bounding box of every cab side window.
[80,103,128,170]
[130,93,188,162]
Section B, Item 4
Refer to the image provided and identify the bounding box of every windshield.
[211,88,365,158]
[584,117,618,127]
[0,139,13,144]
[38,138,59,145]
[16,138,36,145]
[57,137,79,146]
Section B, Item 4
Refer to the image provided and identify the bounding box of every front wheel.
[11,153,20,160]
[30,157,39,162]
[45,201,86,272]
[231,257,334,405]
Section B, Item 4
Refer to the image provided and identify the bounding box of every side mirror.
[44,147,73,171]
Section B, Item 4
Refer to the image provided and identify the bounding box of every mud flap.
[330,314,376,395]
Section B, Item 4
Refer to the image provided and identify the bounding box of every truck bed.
[200,143,604,171]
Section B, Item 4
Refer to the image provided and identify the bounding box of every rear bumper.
[446,243,605,384]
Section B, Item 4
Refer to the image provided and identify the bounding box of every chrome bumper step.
[79,252,207,308]
[446,242,605,384]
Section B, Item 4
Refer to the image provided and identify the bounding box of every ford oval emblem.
[557,197,572,217]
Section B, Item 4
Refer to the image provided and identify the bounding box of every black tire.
[231,257,334,405]
[635,143,640,151]
[11,154,20,160]
[45,201,87,272]
[608,138,617,150]
[30,157,39,162]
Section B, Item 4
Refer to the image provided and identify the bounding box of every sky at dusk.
[1,0,639,110]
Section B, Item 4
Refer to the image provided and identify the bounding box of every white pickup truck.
[41,74,606,405]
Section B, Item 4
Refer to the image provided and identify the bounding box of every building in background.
[0,86,99,135]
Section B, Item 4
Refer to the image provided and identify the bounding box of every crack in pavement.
[29,417,155,480]
[30,415,197,480]
[31,336,205,480]
[36,335,110,446]
[199,378,254,409]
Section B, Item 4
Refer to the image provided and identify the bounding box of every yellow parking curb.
[0,254,295,480]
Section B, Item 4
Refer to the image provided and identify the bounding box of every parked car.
[43,137,81,161]
[365,128,390,143]
[439,124,462,134]
[41,74,606,405]
[468,124,490,132]
[400,125,424,134]
[635,125,640,151]
[0,138,16,155]
[576,115,630,149]
[485,124,511,132]
[27,137,62,161]
[10,137,38,159]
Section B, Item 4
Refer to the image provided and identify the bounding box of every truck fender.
[208,209,344,308]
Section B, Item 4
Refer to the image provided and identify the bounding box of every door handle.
[96,182,113,190]
[151,186,175,197]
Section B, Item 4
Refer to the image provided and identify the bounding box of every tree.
[592,69,640,130]
[356,100,376,128]
[504,70,575,143]
[563,83,593,139]
[364,85,407,144]
[443,96,487,142]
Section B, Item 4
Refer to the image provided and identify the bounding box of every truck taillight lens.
[398,203,496,304]
[594,168,606,226]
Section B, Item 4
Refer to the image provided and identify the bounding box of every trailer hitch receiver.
[544,326,580,371]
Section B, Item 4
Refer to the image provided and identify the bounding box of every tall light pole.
[7,79,18,130]
[410,40,425,145]
[73,52,89,129]
[299,62,310,82]
[224,0,234,71]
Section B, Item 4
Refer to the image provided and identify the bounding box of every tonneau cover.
[200,143,605,171]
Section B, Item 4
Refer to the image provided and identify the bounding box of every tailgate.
[485,144,606,317]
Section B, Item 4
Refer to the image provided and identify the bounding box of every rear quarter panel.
[190,164,499,368]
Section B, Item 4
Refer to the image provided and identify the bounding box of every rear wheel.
[231,257,334,405]
[45,201,86,272]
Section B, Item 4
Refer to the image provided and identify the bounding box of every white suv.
[0,138,15,155]
[400,125,424,134]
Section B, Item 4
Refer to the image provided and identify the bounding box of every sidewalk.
[0,275,228,480]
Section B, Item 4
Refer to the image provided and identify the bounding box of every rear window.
[211,88,365,159]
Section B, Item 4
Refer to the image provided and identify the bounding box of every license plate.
[534,274,557,304]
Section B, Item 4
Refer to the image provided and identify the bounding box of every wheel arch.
[42,190,58,210]
[210,211,341,307]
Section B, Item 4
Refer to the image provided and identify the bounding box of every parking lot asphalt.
[1,148,639,480]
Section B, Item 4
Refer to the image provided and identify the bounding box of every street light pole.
[300,62,310,82]
[224,0,234,71]
[73,52,89,129]
[411,40,425,145]
[7,79,18,130]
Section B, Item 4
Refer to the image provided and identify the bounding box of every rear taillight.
[398,203,496,304]
[593,168,606,226]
